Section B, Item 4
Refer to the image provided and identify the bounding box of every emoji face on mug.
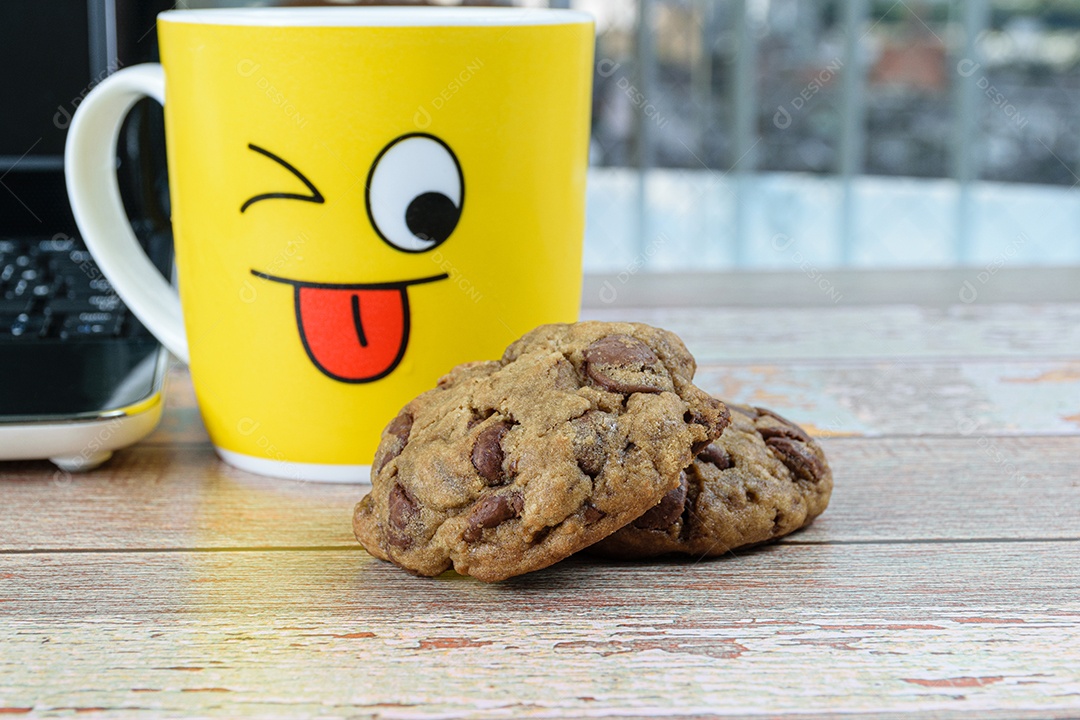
[242,133,463,384]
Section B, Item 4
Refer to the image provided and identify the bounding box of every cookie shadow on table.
[484,536,804,590]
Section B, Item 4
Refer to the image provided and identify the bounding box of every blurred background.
[576,0,1079,273]
[187,0,1079,275]
[574,0,1080,276]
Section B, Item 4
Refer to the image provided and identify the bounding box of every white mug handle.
[64,63,189,363]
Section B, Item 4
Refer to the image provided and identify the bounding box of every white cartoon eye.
[365,134,463,253]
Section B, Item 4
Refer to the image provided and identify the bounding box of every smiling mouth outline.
[250,268,449,384]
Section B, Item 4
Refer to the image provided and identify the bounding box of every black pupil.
[405,192,460,245]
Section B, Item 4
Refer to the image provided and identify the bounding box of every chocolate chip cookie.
[590,403,832,559]
[353,321,729,582]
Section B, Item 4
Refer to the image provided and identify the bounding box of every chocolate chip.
[386,410,413,440]
[571,410,618,478]
[583,503,606,525]
[462,491,524,542]
[689,397,730,454]
[471,421,512,485]
[765,437,826,483]
[583,334,670,394]
[755,407,811,442]
[375,411,413,475]
[712,398,731,427]
[697,443,732,470]
[633,471,688,530]
[387,482,420,549]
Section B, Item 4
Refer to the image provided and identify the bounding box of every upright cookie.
[353,321,729,581]
[590,403,832,559]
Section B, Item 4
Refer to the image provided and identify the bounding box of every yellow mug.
[65,7,594,482]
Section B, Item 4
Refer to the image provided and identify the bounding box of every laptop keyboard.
[0,236,146,341]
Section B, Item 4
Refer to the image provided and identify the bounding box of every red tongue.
[296,286,408,382]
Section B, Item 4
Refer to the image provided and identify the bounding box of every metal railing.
[583,0,1075,270]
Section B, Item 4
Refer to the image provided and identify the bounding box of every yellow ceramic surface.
[155,10,593,469]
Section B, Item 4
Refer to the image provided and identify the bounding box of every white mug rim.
[159,6,593,28]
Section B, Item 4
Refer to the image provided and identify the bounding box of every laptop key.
[59,311,124,339]
[65,275,112,297]
[7,279,32,299]
[9,313,46,338]
[0,313,18,335]
[88,294,122,311]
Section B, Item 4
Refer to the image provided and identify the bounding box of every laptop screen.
[0,1,103,170]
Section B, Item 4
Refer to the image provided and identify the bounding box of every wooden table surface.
[2,270,1079,719]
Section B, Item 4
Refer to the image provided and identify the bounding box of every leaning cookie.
[589,403,832,559]
[353,321,729,582]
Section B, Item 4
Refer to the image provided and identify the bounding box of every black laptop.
[0,0,175,472]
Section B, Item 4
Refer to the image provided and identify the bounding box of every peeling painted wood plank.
[1,544,1078,718]
[583,303,1080,363]
[0,444,358,551]
[795,435,1080,543]
[693,359,1080,437]
[1,436,1077,551]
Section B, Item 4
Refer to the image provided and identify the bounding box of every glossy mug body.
[65,8,594,481]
